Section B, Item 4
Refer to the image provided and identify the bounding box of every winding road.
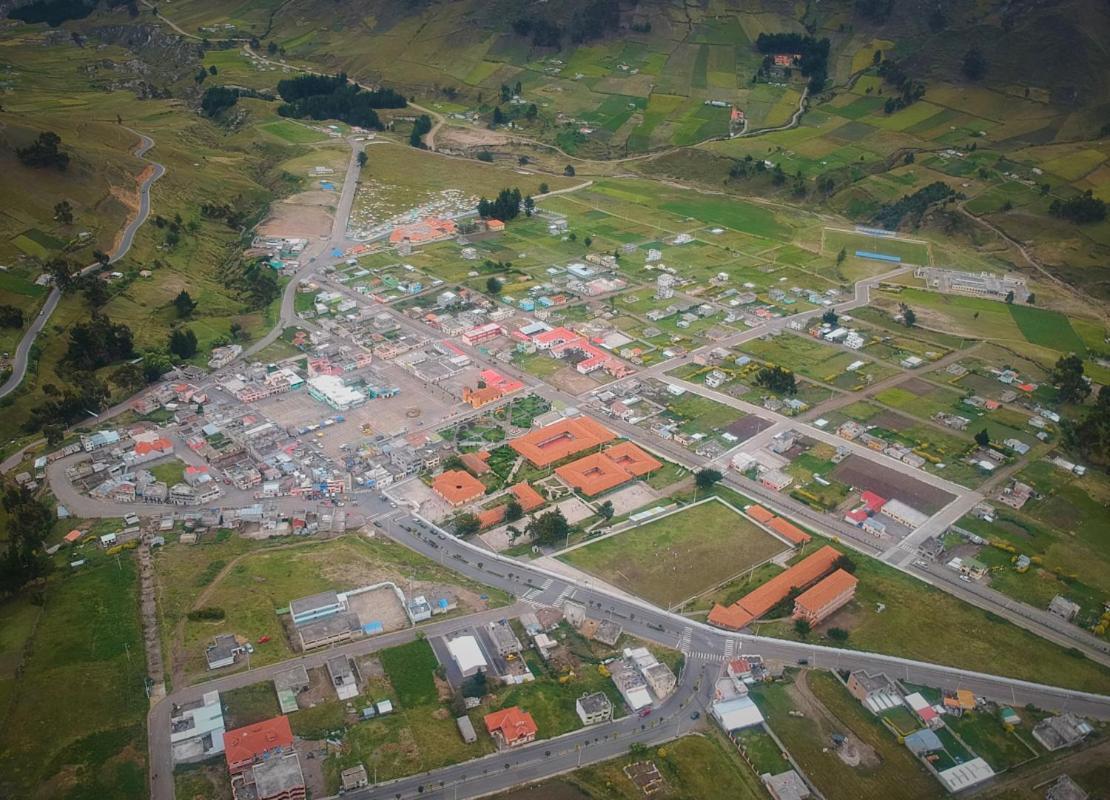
[0,129,165,399]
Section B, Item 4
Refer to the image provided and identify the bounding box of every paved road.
[0,130,164,399]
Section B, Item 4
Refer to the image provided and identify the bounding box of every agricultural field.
[559,497,789,608]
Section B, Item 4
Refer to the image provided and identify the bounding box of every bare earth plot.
[559,498,789,607]
[831,454,955,514]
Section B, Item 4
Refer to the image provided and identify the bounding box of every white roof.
[446,636,487,673]
[625,686,653,710]
[904,692,930,711]
[937,758,994,791]
[712,695,764,731]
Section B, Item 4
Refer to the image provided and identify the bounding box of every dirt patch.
[300,666,336,708]
[433,673,455,702]
[788,672,881,770]
[898,377,935,396]
[871,409,914,431]
[257,194,334,238]
[437,126,515,150]
[295,739,328,798]
[547,366,603,395]
[831,454,955,514]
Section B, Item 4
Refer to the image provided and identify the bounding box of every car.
[257,635,271,644]
[959,574,971,582]
[690,711,700,720]
[638,707,652,718]
[797,658,809,665]
[373,521,382,528]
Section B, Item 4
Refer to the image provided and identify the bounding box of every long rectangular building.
[708,545,841,631]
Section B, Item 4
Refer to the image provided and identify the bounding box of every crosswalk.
[724,637,736,662]
[678,626,692,653]
[554,584,575,605]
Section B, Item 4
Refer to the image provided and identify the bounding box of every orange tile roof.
[736,545,840,619]
[707,603,754,631]
[510,482,545,512]
[484,706,537,744]
[556,452,632,496]
[389,217,457,244]
[64,529,83,543]
[745,505,776,524]
[767,516,812,545]
[486,219,505,232]
[509,416,616,467]
[224,716,294,772]
[460,452,491,476]
[603,441,662,477]
[432,470,486,506]
[793,569,857,617]
[134,438,173,456]
[477,505,507,529]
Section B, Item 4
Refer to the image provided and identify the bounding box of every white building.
[170,690,225,763]
[307,375,366,410]
[446,635,488,677]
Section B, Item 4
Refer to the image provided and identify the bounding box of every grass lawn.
[561,731,769,800]
[560,497,789,607]
[943,710,1040,771]
[1007,304,1087,355]
[378,640,439,707]
[149,459,186,487]
[222,682,281,729]
[0,552,148,800]
[750,672,943,800]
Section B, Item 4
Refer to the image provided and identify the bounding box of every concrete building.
[643,662,677,699]
[456,716,478,744]
[1048,595,1081,622]
[881,498,929,529]
[711,695,764,731]
[846,670,902,713]
[1044,775,1090,800]
[575,692,613,725]
[170,690,225,763]
[1033,713,1094,751]
[488,621,523,657]
[447,635,488,677]
[273,665,310,714]
[762,770,811,800]
[290,590,342,626]
[341,765,369,792]
[206,634,248,670]
[244,751,306,800]
[307,375,366,411]
[326,655,359,700]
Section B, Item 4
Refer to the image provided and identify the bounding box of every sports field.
[559,498,789,607]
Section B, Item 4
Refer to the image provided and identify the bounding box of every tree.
[168,327,198,359]
[822,309,838,326]
[356,151,368,167]
[525,508,570,547]
[833,555,857,574]
[1061,385,1110,468]
[453,512,481,537]
[974,429,990,447]
[486,276,503,295]
[43,424,65,446]
[523,196,535,217]
[794,618,812,638]
[230,321,247,341]
[564,165,576,177]
[65,314,134,370]
[1051,354,1090,404]
[695,469,723,490]
[0,305,23,328]
[836,248,846,266]
[504,499,523,523]
[1004,290,1014,304]
[173,290,197,318]
[827,627,849,641]
[899,303,916,327]
[111,361,147,393]
[597,500,614,520]
[53,200,73,224]
[1026,293,1035,305]
[409,114,433,148]
[0,485,53,597]
[476,187,524,222]
[584,236,592,247]
[16,131,68,170]
[755,365,797,395]
[463,668,488,698]
[961,48,987,81]
[538,182,549,194]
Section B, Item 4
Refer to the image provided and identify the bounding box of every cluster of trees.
[477,187,525,221]
[276,74,406,130]
[173,290,197,318]
[491,102,538,127]
[28,372,111,432]
[201,86,241,117]
[1051,355,1091,405]
[1050,191,1107,224]
[54,200,73,224]
[0,486,53,597]
[0,305,24,328]
[961,48,987,81]
[855,0,894,23]
[199,201,249,230]
[1062,386,1110,468]
[755,33,831,93]
[17,131,69,170]
[871,181,958,230]
[755,365,797,395]
[169,327,198,358]
[65,314,134,371]
[876,58,926,114]
[410,114,432,148]
[524,508,570,547]
[511,0,620,49]
[220,257,281,310]
[728,154,770,180]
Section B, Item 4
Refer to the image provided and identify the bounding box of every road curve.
[0,129,165,400]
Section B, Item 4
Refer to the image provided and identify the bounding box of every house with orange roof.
[459,451,491,476]
[432,470,486,507]
[224,716,295,774]
[509,416,616,467]
[745,504,776,524]
[388,217,457,246]
[510,482,545,512]
[463,385,504,409]
[486,219,505,233]
[556,452,634,496]
[603,441,662,476]
[767,516,811,546]
[708,545,841,631]
[64,529,83,544]
[127,437,174,466]
[477,506,507,529]
[792,569,858,625]
[484,706,537,748]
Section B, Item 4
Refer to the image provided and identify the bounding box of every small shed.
[457,715,477,744]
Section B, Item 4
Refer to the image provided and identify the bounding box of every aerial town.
[1,2,1108,800]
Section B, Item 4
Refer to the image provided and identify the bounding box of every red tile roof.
[134,438,173,456]
[793,569,858,619]
[745,504,776,524]
[484,706,537,744]
[556,452,633,496]
[766,516,812,545]
[603,441,662,477]
[510,482,545,512]
[224,716,294,773]
[477,505,507,529]
[432,470,486,506]
[707,603,754,631]
[509,416,616,467]
[708,546,841,630]
[460,452,491,476]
